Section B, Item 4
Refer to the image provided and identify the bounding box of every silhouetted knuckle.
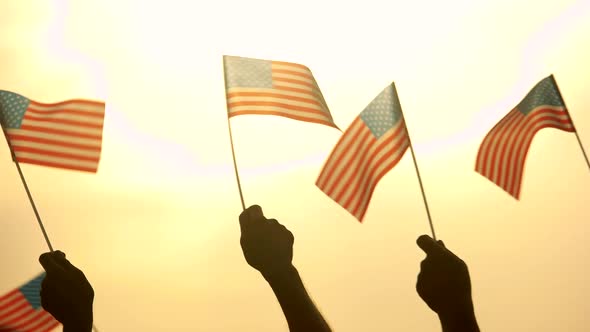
[458,259,467,269]
[38,252,50,264]
[73,268,87,281]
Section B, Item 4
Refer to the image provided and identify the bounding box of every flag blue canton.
[19,273,45,310]
[224,56,273,89]
[360,84,403,139]
[517,76,564,115]
[0,90,30,128]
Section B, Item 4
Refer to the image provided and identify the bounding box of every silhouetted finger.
[248,205,264,218]
[437,240,445,247]
[39,252,66,276]
[417,235,443,256]
[239,205,264,231]
[51,251,84,276]
[53,250,66,259]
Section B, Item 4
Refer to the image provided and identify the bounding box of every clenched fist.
[239,205,295,279]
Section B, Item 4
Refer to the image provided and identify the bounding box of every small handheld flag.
[0,273,60,332]
[316,83,410,221]
[222,55,338,210]
[223,55,338,129]
[0,90,105,173]
[316,83,437,238]
[0,91,106,251]
[475,75,578,199]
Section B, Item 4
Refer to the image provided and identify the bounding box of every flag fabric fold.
[223,55,338,129]
[0,273,60,332]
[0,91,105,173]
[475,75,575,199]
[316,83,410,222]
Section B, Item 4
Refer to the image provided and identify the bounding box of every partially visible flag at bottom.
[0,273,60,332]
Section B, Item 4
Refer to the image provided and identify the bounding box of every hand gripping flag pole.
[0,91,104,332]
[1,122,101,332]
[551,75,590,171]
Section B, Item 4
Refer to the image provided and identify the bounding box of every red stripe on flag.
[19,125,102,140]
[13,146,100,162]
[228,110,337,128]
[226,91,322,106]
[271,68,313,79]
[272,76,315,89]
[29,99,105,108]
[26,108,104,118]
[23,114,103,129]
[7,134,101,151]
[15,158,98,173]
[228,101,325,116]
[271,61,310,71]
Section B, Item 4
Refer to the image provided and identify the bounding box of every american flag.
[475,75,575,199]
[316,83,410,222]
[223,55,338,129]
[0,91,105,173]
[0,273,60,332]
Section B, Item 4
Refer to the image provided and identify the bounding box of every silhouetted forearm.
[264,266,331,332]
[63,321,92,332]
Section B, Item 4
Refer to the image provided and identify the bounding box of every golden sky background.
[1,0,589,331]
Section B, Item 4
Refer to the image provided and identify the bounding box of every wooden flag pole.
[551,75,590,171]
[0,125,54,251]
[227,117,246,210]
[393,83,437,240]
[407,137,437,241]
[223,58,246,210]
[572,129,590,170]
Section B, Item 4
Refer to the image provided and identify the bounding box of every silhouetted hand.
[39,251,94,332]
[239,205,295,279]
[416,235,479,332]
[239,205,331,332]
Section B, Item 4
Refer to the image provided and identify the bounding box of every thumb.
[417,235,442,255]
[239,205,264,231]
[39,252,66,276]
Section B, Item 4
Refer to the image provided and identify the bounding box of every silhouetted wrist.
[63,322,92,332]
[262,264,299,285]
[62,311,93,332]
[438,303,479,332]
